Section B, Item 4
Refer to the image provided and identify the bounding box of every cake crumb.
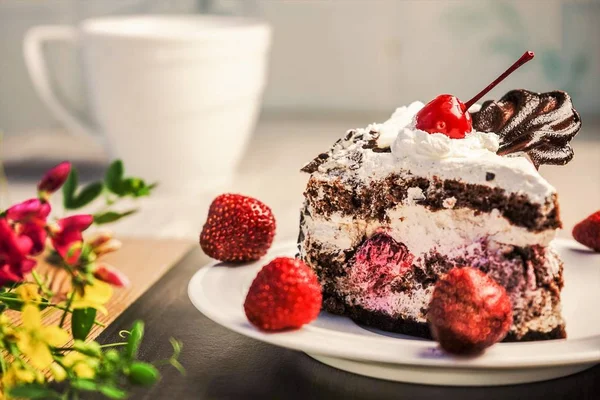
[406,187,425,205]
[443,197,457,209]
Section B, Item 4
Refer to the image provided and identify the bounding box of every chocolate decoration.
[472,89,581,167]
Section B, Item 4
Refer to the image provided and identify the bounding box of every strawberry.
[244,257,322,331]
[200,194,276,262]
[572,211,600,252]
[428,267,513,355]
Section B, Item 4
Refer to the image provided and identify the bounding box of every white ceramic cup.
[24,15,272,194]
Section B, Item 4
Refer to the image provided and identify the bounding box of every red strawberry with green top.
[244,257,322,331]
[200,194,276,262]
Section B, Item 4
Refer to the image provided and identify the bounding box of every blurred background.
[1,0,599,240]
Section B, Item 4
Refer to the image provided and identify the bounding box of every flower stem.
[0,353,7,374]
[99,342,127,348]
[59,291,76,328]
[54,342,126,354]
[32,270,54,298]
[0,295,62,309]
[7,343,22,361]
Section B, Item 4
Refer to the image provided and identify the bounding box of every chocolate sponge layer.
[305,174,560,232]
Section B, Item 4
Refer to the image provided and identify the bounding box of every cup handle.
[23,25,98,137]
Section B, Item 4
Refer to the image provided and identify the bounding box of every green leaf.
[136,182,155,197]
[0,292,21,310]
[94,209,138,225]
[2,294,25,311]
[120,178,155,198]
[71,379,98,391]
[8,384,61,399]
[99,384,128,399]
[39,298,50,311]
[62,169,78,209]
[105,349,121,363]
[125,320,144,360]
[62,166,104,209]
[70,181,104,209]
[105,160,125,195]
[0,293,49,311]
[127,362,160,386]
[122,177,142,192]
[71,308,97,341]
[103,159,155,198]
[73,339,102,357]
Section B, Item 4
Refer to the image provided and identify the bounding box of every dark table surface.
[95,248,600,400]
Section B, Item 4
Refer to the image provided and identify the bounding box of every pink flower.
[20,223,47,255]
[51,215,93,265]
[0,219,36,286]
[58,214,94,232]
[6,199,51,256]
[7,199,51,225]
[93,264,130,288]
[38,161,71,194]
[0,219,32,262]
[0,264,26,286]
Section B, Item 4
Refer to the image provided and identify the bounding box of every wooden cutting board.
[9,238,194,343]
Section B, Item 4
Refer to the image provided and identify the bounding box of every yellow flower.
[71,280,113,314]
[0,314,14,337]
[62,352,97,379]
[16,305,70,370]
[49,363,67,382]
[15,283,41,303]
[1,363,43,390]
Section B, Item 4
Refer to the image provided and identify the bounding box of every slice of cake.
[298,88,580,342]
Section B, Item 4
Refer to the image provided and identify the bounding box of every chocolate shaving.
[472,89,581,167]
[301,128,388,173]
[301,152,329,173]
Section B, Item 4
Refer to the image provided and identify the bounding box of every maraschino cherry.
[415,51,535,139]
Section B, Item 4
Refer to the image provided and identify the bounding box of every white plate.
[188,239,600,386]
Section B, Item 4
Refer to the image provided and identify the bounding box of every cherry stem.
[464,51,535,110]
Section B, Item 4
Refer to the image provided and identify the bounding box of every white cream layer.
[302,204,556,257]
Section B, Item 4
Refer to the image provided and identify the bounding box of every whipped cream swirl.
[390,102,500,161]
